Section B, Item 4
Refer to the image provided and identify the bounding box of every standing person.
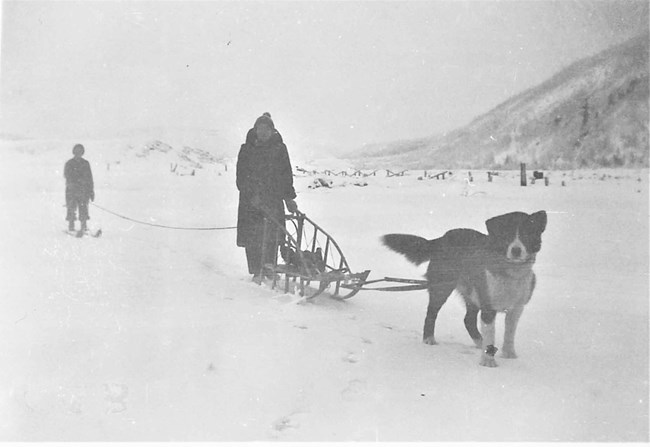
[64,143,95,232]
[236,113,298,281]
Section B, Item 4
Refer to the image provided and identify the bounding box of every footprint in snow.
[273,415,300,432]
[271,409,308,436]
[342,379,367,401]
[104,383,128,414]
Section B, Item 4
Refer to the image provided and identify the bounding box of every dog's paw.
[501,348,518,359]
[423,336,437,345]
[479,354,498,367]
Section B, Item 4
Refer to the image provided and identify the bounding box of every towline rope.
[90,202,237,231]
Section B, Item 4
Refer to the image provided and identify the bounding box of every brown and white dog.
[382,211,547,367]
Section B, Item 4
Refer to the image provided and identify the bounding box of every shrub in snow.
[308,178,334,189]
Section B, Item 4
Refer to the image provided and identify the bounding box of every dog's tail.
[381,234,441,265]
[383,229,487,266]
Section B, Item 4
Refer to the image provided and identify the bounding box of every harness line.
[90,202,237,231]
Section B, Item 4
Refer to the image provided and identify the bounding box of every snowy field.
[0,139,648,442]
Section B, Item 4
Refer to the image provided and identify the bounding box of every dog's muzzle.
[506,242,530,263]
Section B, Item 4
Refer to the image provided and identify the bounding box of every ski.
[64,228,102,238]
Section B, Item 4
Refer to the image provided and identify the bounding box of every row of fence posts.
[295,164,553,186]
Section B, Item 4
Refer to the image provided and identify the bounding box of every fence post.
[520,163,527,186]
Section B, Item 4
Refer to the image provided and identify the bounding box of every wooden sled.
[257,211,370,300]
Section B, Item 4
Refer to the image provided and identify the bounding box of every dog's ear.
[529,210,547,234]
[485,212,519,238]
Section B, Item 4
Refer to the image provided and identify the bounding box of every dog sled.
[256,211,428,300]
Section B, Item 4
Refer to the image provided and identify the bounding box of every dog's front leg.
[479,310,498,367]
[502,305,524,358]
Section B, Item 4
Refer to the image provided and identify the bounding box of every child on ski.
[64,144,95,232]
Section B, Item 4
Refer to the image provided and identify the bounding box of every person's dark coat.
[64,157,94,221]
[64,157,94,199]
[236,131,296,247]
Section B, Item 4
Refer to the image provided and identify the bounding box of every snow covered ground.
[0,139,647,442]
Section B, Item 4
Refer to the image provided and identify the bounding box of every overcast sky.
[1,0,648,156]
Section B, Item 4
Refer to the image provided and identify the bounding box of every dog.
[382,211,547,367]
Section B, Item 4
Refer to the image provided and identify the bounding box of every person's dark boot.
[68,220,75,231]
[80,220,87,232]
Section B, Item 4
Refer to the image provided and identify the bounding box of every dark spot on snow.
[273,415,298,432]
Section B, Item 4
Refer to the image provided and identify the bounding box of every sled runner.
[257,211,429,300]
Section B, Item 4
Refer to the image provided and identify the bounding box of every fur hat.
[254,112,275,129]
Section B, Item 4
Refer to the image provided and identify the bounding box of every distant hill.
[0,134,229,176]
[123,139,227,174]
[106,126,236,158]
[0,132,32,141]
[349,33,649,170]
[0,126,237,160]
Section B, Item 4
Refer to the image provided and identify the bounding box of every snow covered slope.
[352,33,649,170]
[0,140,647,441]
